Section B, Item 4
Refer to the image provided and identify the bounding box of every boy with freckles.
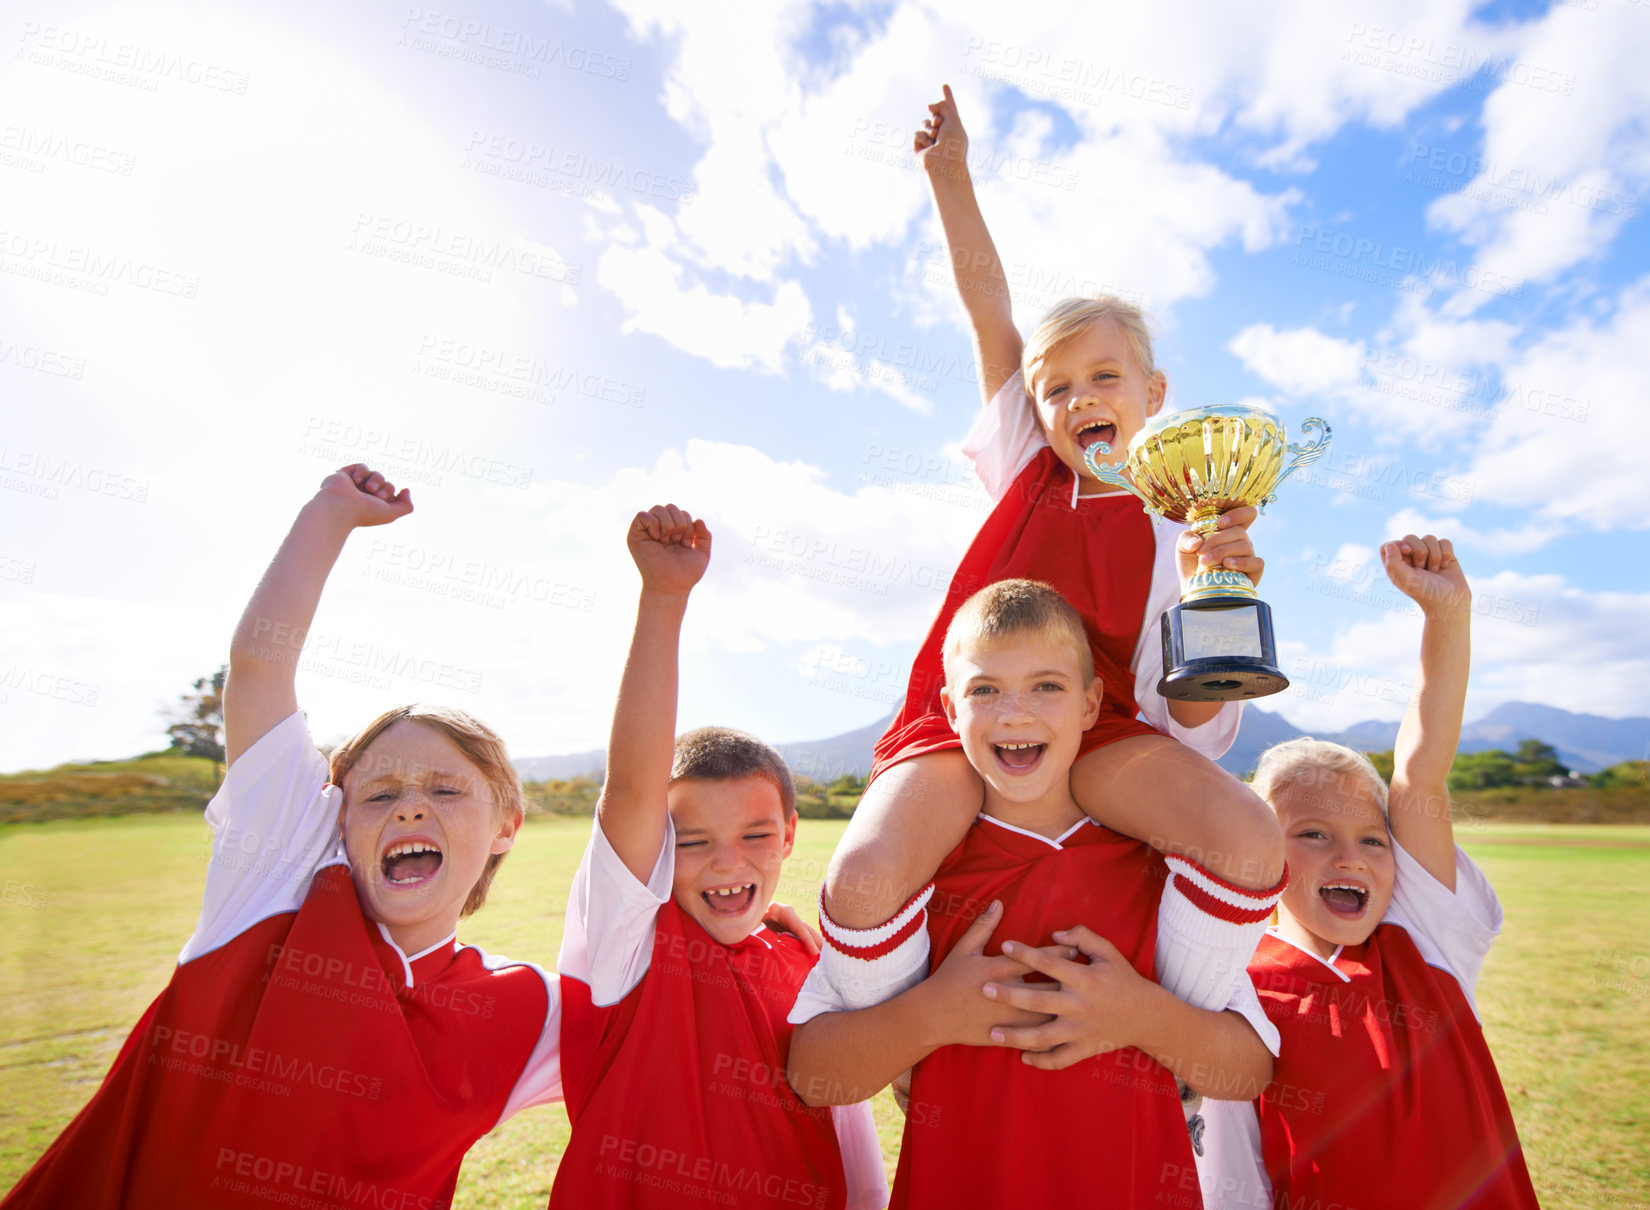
[551,505,885,1210]
[1197,535,1541,1210]
[788,579,1280,1207]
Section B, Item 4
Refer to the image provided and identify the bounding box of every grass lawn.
[1,815,1645,1207]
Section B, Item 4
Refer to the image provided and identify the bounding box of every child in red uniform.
[1196,535,1541,1210]
[2,465,562,1209]
[551,505,886,1210]
[790,579,1280,1207]
[820,84,1284,1032]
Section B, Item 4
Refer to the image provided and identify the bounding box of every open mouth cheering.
[382,839,444,887]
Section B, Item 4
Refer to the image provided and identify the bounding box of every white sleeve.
[494,960,565,1124]
[556,815,674,1006]
[1382,839,1503,1010]
[1223,973,1281,1059]
[831,1102,890,1210]
[1131,519,1243,760]
[959,369,1046,501]
[787,958,852,1025]
[179,710,346,964]
[1196,1098,1272,1210]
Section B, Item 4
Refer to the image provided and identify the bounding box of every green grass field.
[2,815,1645,1207]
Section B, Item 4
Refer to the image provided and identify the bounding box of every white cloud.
[0,436,988,770]
[1422,3,1650,292]
[441,438,986,759]
[0,5,555,467]
[1273,571,1650,730]
[527,438,983,646]
[1381,508,1566,555]
[1456,275,1650,528]
[1227,267,1648,551]
[772,6,949,251]
[596,240,813,372]
[788,305,936,415]
[606,0,818,279]
[1228,324,1367,397]
[593,0,1598,398]
[600,0,1498,371]
[1227,297,1528,454]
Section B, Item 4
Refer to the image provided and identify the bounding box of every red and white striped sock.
[816,883,935,1011]
[1156,857,1289,1012]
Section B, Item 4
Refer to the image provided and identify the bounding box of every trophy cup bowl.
[1083,405,1331,701]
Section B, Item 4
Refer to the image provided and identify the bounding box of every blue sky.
[2,0,1647,772]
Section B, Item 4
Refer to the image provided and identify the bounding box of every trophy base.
[1156,597,1290,702]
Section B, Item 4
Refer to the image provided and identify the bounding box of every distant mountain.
[513,748,605,782]
[1334,718,1404,749]
[774,713,896,783]
[1457,702,1650,774]
[511,702,1649,786]
[1214,707,1318,778]
[1216,701,1650,777]
[509,715,899,786]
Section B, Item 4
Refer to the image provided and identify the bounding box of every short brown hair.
[942,579,1094,687]
[1023,294,1158,400]
[329,704,524,917]
[671,726,796,818]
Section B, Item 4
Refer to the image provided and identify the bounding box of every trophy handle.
[1260,417,1332,510]
[1082,442,1160,513]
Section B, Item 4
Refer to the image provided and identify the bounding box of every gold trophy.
[1083,405,1331,701]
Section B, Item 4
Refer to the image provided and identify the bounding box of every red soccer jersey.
[2,711,559,1210]
[3,864,552,1210]
[872,446,1163,781]
[1250,927,1540,1210]
[889,815,1200,1208]
[554,901,851,1210]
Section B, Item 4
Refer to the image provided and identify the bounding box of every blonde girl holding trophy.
[807,85,1286,1079]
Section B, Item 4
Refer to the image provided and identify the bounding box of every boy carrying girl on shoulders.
[551,505,885,1210]
[821,84,1286,1064]
[789,578,1279,1207]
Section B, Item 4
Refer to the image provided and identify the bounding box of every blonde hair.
[942,579,1094,687]
[671,726,797,819]
[1022,295,1158,399]
[1250,738,1390,820]
[329,704,525,917]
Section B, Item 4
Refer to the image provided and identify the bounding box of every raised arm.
[788,901,1051,1106]
[914,84,1022,404]
[1383,534,1472,889]
[985,926,1273,1099]
[597,505,711,883]
[224,464,412,766]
